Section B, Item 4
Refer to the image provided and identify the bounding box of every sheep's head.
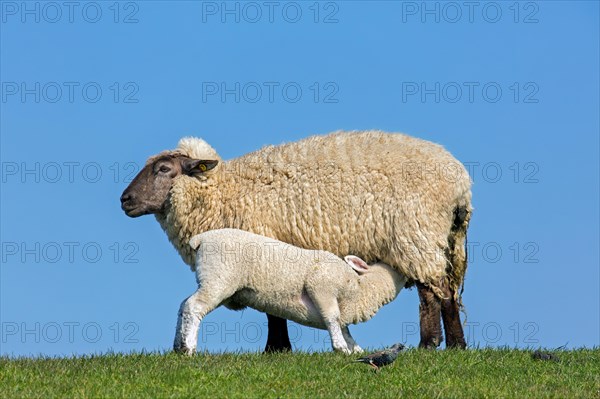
[120,154,218,218]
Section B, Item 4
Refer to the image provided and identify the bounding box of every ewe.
[121,131,472,350]
[174,229,407,355]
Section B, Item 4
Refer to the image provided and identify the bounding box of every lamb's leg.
[417,282,443,349]
[342,326,363,353]
[440,280,467,349]
[309,294,351,354]
[326,318,351,354]
[173,289,222,355]
[264,314,292,353]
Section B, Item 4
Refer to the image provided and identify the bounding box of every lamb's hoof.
[334,347,352,355]
[352,346,364,354]
[175,348,195,356]
[173,343,195,356]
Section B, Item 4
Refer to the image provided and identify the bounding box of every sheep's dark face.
[120,154,218,218]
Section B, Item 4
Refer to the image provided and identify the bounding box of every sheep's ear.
[182,159,219,175]
[344,255,369,274]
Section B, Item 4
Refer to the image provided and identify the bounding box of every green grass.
[1,348,598,398]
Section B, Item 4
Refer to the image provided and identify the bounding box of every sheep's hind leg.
[440,280,467,349]
[173,290,222,355]
[417,282,443,349]
[342,326,363,353]
[264,314,292,353]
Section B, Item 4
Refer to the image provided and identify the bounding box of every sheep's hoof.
[418,336,442,350]
[352,346,364,354]
[264,344,292,354]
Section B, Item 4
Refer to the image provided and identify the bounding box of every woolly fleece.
[175,228,407,353]
[154,130,472,297]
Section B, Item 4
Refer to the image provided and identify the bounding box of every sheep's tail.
[446,203,472,320]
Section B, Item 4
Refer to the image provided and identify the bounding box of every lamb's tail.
[446,203,472,315]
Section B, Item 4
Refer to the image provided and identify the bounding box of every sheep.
[173,228,408,355]
[120,130,472,350]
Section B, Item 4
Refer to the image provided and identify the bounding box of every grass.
[1,348,598,398]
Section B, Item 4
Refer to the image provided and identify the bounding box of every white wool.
[176,137,221,161]
[158,131,472,300]
[173,229,407,355]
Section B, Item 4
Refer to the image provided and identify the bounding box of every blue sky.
[1,1,598,357]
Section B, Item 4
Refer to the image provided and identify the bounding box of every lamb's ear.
[189,235,203,250]
[182,158,219,176]
[344,255,369,275]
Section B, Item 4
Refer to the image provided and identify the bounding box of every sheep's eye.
[158,165,170,173]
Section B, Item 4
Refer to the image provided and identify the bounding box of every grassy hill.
[1,348,598,398]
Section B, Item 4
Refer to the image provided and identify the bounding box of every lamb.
[173,228,408,355]
[120,130,472,350]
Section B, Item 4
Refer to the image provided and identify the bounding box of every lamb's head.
[120,137,220,218]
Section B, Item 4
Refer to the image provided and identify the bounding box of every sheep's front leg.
[173,290,221,355]
[342,326,363,353]
[265,314,292,353]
